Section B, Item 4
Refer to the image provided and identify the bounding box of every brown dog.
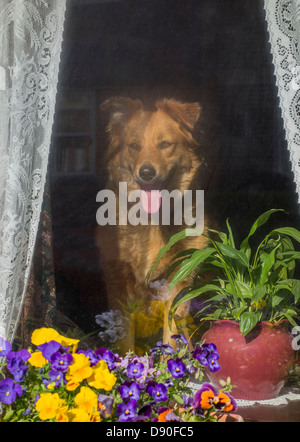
[96,97,210,352]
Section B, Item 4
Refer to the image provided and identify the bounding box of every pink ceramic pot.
[202,320,296,400]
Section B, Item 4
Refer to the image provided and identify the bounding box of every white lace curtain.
[0,0,66,341]
[264,0,300,204]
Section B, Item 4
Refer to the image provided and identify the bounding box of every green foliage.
[150,209,300,336]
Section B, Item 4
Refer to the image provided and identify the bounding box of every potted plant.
[149,209,300,400]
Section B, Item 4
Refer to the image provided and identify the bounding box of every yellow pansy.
[87,360,117,391]
[65,353,93,391]
[31,328,61,346]
[74,386,98,415]
[56,406,70,422]
[35,393,66,421]
[31,328,80,352]
[28,351,48,368]
[69,408,91,422]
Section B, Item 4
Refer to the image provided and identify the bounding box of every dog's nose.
[139,164,156,181]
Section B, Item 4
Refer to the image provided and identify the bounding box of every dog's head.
[101,97,203,200]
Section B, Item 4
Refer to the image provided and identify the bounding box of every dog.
[96,97,211,352]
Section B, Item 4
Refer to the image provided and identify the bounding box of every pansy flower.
[147,382,168,402]
[87,360,117,391]
[150,341,175,355]
[207,352,221,373]
[96,348,116,370]
[0,378,22,405]
[6,350,31,382]
[35,392,66,421]
[119,381,141,401]
[167,358,186,379]
[157,408,183,422]
[51,351,73,372]
[0,337,12,357]
[193,343,221,372]
[38,341,61,361]
[78,349,99,367]
[127,360,144,379]
[171,334,188,345]
[214,391,237,413]
[65,353,93,391]
[192,383,218,411]
[117,399,138,422]
[48,369,64,387]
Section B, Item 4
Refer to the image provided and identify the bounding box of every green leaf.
[217,243,249,268]
[235,281,253,299]
[170,284,221,315]
[226,218,236,248]
[240,209,285,259]
[271,227,300,244]
[259,245,280,284]
[172,394,184,405]
[169,248,215,291]
[208,229,228,244]
[147,228,200,281]
[252,285,267,302]
[293,280,300,303]
[272,293,285,308]
[240,311,260,336]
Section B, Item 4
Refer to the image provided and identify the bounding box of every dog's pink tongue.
[142,190,161,214]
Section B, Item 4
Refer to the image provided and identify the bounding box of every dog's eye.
[128,142,141,151]
[159,141,173,149]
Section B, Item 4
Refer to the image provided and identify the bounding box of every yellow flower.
[89,411,101,422]
[74,386,98,415]
[35,393,66,421]
[31,328,80,352]
[65,353,93,391]
[58,335,80,352]
[28,351,48,368]
[68,407,101,422]
[69,408,91,422]
[31,328,61,346]
[87,360,117,391]
[56,406,70,422]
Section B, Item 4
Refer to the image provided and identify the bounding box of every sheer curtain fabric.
[264,0,300,204]
[0,0,66,340]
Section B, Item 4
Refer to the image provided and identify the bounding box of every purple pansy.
[96,348,116,370]
[0,337,12,357]
[50,351,73,372]
[49,369,64,386]
[117,399,138,422]
[167,358,186,379]
[127,360,144,379]
[150,341,175,356]
[119,381,140,401]
[171,334,188,345]
[193,343,221,372]
[38,341,61,361]
[207,352,221,372]
[147,382,168,402]
[0,379,22,405]
[6,350,31,382]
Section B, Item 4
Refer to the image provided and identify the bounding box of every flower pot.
[202,320,296,401]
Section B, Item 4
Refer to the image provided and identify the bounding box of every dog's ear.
[155,99,201,130]
[101,97,143,129]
